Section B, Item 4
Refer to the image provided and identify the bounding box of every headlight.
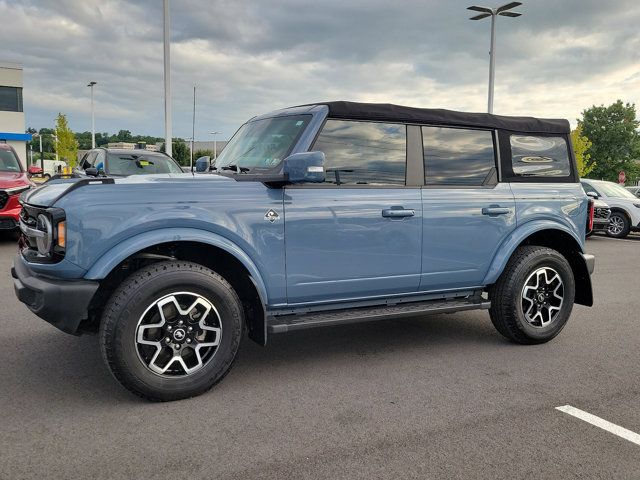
[35,214,53,255]
[5,185,31,196]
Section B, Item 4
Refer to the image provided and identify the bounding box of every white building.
[0,62,30,167]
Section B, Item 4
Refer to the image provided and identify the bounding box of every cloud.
[1,0,639,140]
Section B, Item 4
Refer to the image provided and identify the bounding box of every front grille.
[0,191,8,210]
[594,207,610,219]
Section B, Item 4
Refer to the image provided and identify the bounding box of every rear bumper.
[11,254,99,335]
[582,253,595,275]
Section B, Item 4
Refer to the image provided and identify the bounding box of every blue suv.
[12,102,595,401]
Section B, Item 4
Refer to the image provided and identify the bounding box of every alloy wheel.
[135,292,222,376]
[608,215,625,236]
[521,267,564,328]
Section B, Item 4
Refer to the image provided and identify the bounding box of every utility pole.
[191,85,196,172]
[87,81,97,148]
[163,0,172,157]
[210,131,221,160]
[468,2,523,114]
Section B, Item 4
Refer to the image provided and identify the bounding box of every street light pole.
[468,2,522,114]
[191,85,196,172]
[210,131,221,160]
[163,0,172,157]
[87,81,97,148]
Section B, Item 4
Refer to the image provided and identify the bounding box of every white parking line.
[556,405,640,446]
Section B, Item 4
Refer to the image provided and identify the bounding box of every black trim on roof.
[310,101,570,135]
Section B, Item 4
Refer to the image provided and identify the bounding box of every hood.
[21,172,238,208]
[0,171,30,189]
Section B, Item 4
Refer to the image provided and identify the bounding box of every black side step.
[267,297,490,334]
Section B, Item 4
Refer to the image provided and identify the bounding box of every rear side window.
[313,119,406,185]
[422,127,496,186]
[510,135,571,177]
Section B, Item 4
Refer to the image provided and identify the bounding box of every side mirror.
[586,191,599,199]
[283,151,325,183]
[195,156,210,173]
[85,167,99,177]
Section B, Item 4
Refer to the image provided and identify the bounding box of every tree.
[193,149,214,159]
[570,125,594,177]
[54,114,79,167]
[160,139,190,166]
[578,100,640,181]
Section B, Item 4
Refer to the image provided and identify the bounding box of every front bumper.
[591,218,610,233]
[12,254,99,335]
[0,217,17,230]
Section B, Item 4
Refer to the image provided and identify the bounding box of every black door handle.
[482,206,511,216]
[382,208,415,218]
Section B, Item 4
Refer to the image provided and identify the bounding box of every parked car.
[76,148,183,177]
[581,179,640,238]
[0,144,33,233]
[28,159,67,179]
[585,196,611,237]
[626,185,640,198]
[13,101,594,401]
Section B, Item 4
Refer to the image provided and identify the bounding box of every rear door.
[283,119,423,304]
[420,126,516,291]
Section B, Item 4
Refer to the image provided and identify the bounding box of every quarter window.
[510,135,571,177]
[313,119,406,185]
[422,127,496,186]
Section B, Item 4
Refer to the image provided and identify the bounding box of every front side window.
[313,119,406,185]
[106,153,183,175]
[0,86,23,112]
[0,146,21,172]
[422,127,495,186]
[592,181,637,199]
[216,115,311,171]
[510,135,571,177]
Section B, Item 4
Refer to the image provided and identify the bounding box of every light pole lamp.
[468,2,522,114]
[210,131,221,159]
[87,81,97,148]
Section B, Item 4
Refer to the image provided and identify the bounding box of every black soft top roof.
[317,101,569,135]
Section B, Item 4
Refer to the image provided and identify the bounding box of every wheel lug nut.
[167,325,172,331]
[188,326,193,332]
[175,344,181,350]
[178,320,184,326]
[186,338,191,344]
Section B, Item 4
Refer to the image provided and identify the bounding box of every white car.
[581,179,640,238]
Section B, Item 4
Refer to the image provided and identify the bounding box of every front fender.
[483,220,584,285]
[83,227,268,304]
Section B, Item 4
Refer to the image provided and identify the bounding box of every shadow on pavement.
[3,311,503,405]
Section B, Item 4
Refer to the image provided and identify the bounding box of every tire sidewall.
[511,252,575,341]
[104,265,242,399]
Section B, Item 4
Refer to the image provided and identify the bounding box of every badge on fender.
[265,209,280,223]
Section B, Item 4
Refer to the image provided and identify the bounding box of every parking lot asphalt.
[1,233,639,479]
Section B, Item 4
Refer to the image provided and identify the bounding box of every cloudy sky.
[2,0,639,141]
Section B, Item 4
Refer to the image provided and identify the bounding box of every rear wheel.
[607,212,630,238]
[489,246,575,344]
[99,261,243,401]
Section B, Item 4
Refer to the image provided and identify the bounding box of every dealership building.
[0,62,30,168]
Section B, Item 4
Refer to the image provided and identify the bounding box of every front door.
[283,119,422,305]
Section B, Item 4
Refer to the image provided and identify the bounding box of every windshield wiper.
[221,164,250,173]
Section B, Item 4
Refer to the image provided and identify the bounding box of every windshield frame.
[215,114,313,173]
[0,146,23,173]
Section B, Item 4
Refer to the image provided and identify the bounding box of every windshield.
[215,114,311,171]
[106,153,183,176]
[595,181,637,199]
[0,147,21,172]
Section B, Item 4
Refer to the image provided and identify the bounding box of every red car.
[0,144,33,233]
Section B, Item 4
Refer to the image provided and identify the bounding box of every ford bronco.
[13,101,595,401]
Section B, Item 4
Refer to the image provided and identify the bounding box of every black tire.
[607,211,630,238]
[99,261,243,401]
[489,246,575,345]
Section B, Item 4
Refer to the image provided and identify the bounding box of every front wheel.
[607,212,630,238]
[99,261,243,401]
[489,246,575,345]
